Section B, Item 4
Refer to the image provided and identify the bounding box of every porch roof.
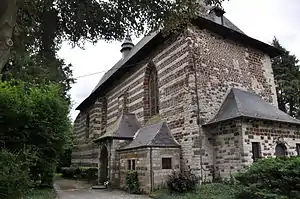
[119,121,180,150]
[93,113,141,142]
[205,88,300,125]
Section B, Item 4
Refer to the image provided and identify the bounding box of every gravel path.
[54,178,151,199]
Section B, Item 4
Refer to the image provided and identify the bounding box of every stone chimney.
[209,6,226,25]
[120,34,134,59]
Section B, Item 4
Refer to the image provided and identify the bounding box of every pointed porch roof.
[119,121,180,150]
[205,88,300,125]
[93,113,141,142]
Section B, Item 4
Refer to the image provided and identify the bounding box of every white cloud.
[58,0,300,121]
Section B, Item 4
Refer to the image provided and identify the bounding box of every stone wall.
[151,147,181,190]
[119,148,150,193]
[205,119,244,180]
[242,119,300,164]
[119,147,180,193]
[180,25,278,180]
[73,23,280,183]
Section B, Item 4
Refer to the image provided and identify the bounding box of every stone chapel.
[72,6,300,193]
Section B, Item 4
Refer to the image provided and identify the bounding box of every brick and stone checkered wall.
[72,23,282,183]
[242,119,300,162]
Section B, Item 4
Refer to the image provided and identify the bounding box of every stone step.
[91,185,107,189]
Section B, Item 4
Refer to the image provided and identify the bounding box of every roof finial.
[121,33,134,59]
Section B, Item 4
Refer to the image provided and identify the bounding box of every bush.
[235,157,300,199]
[61,167,80,179]
[167,170,198,193]
[125,171,140,194]
[80,167,98,182]
[0,81,73,186]
[0,150,35,199]
[61,167,98,182]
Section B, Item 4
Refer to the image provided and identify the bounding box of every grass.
[151,183,242,199]
[24,189,56,199]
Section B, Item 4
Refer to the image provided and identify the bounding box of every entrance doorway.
[99,146,108,183]
[275,143,287,157]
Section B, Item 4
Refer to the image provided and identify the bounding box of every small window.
[86,113,90,138]
[296,144,300,156]
[162,158,172,169]
[252,142,261,161]
[127,159,136,170]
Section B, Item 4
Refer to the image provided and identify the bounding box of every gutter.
[188,31,204,182]
[150,147,153,192]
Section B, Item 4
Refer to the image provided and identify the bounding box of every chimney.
[209,6,226,25]
[120,34,134,59]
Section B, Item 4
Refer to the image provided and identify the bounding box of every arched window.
[144,63,159,121]
[275,143,287,157]
[149,67,159,116]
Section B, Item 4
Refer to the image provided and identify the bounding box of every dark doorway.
[99,146,108,183]
[275,143,287,157]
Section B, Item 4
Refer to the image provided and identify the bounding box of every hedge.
[61,167,98,182]
[235,157,300,199]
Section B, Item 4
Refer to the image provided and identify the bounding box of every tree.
[0,0,225,73]
[271,38,300,117]
[0,81,72,186]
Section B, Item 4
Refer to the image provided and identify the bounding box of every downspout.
[150,147,153,192]
[191,46,204,183]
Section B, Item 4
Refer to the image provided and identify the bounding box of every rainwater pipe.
[150,147,153,192]
[190,43,204,183]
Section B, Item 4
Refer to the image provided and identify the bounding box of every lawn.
[151,183,241,199]
[24,189,56,199]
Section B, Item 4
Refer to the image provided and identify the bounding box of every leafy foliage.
[0,150,36,199]
[24,189,56,199]
[61,167,98,182]
[1,0,225,85]
[271,38,300,118]
[235,157,300,199]
[125,171,140,194]
[167,170,198,193]
[0,81,72,187]
[151,183,241,199]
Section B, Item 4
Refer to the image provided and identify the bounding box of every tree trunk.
[0,0,18,73]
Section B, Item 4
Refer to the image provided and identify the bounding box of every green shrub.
[0,150,35,199]
[61,167,80,179]
[125,171,140,194]
[0,81,73,187]
[235,157,300,199]
[61,167,97,181]
[167,170,198,193]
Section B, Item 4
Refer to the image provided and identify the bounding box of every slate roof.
[206,88,300,125]
[120,121,180,150]
[91,12,243,95]
[76,10,281,111]
[91,32,158,93]
[93,113,141,142]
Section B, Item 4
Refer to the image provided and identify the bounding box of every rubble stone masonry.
[72,24,280,183]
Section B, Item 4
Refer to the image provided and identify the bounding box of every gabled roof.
[93,113,141,142]
[119,121,180,150]
[205,88,300,125]
[76,13,281,111]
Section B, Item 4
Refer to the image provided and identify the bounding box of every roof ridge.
[231,88,244,116]
[148,122,163,146]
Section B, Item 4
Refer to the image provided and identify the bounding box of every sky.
[57,0,300,121]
